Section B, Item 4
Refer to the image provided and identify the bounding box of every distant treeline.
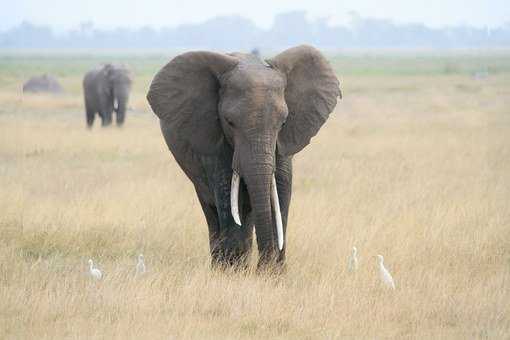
[1,11,509,50]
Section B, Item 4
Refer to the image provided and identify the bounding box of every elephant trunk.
[231,171,283,251]
[242,162,282,266]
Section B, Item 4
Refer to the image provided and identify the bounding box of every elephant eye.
[280,111,288,127]
[225,118,234,127]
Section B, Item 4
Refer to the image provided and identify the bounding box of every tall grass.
[0,53,509,338]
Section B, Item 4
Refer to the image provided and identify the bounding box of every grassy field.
[1,50,509,339]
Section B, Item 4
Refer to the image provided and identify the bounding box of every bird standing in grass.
[347,246,358,272]
[136,254,146,276]
[377,255,395,290]
[88,259,102,280]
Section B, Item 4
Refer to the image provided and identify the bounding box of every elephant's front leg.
[100,109,114,126]
[85,100,96,128]
[197,193,253,269]
[99,97,114,126]
[200,154,254,268]
[196,194,222,264]
[212,169,254,268]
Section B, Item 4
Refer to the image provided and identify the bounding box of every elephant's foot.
[256,249,286,275]
[101,116,113,127]
[256,261,286,275]
[210,248,250,271]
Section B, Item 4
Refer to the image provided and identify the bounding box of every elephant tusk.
[230,171,241,226]
[271,175,284,251]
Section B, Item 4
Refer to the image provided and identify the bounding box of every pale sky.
[2,0,509,31]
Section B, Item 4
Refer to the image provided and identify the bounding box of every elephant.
[83,64,132,127]
[23,74,63,93]
[147,45,341,270]
[250,48,261,59]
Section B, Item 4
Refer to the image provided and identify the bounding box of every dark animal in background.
[250,48,261,59]
[23,74,63,94]
[83,64,132,127]
[147,45,341,270]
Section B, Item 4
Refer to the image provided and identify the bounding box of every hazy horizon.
[3,0,509,32]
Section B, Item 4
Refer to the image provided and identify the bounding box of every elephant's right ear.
[147,52,238,154]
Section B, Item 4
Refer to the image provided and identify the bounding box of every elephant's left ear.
[267,45,341,156]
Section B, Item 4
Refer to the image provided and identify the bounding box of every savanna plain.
[0,50,509,339]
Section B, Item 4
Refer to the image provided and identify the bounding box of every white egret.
[88,259,102,280]
[347,246,358,272]
[377,255,395,290]
[136,254,146,276]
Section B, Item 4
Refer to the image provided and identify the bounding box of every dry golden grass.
[1,60,509,339]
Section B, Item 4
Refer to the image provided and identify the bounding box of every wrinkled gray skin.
[23,74,63,93]
[83,64,132,127]
[147,45,341,270]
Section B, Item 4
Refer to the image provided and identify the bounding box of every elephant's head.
[147,45,340,265]
[103,64,132,125]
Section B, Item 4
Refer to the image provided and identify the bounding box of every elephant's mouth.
[231,171,284,251]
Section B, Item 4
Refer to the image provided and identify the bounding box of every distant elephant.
[23,74,63,93]
[147,45,341,269]
[250,48,261,59]
[83,64,132,127]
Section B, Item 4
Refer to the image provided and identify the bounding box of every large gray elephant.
[147,45,341,270]
[83,64,132,127]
